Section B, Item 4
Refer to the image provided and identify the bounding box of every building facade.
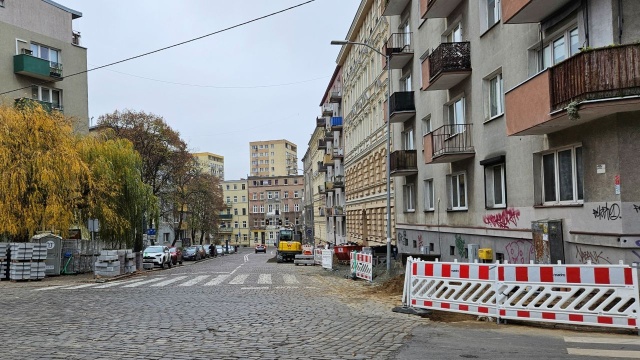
[334,0,395,247]
[0,0,88,133]
[249,139,298,177]
[380,0,640,265]
[248,175,304,247]
[193,152,225,180]
[221,179,249,247]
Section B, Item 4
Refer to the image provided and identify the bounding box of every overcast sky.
[59,0,359,180]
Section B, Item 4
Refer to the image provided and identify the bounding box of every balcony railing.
[426,42,471,90]
[72,30,81,46]
[325,181,334,192]
[14,54,63,81]
[323,154,334,166]
[385,33,413,69]
[219,213,233,220]
[329,87,342,103]
[389,150,418,176]
[330,116,343,128]
[317,161,327,173]
[316,117,326,128]
[318,185,326,194]
[325,130,333,140]
[14,98,63,113]
[425,124,475,163]
[421,0,463,19]
[334,175,345,188]
[318,138,327,150]
[332,147,344,159]
[383,0,411,16]
[219,227,233,234]
[322,103,334,117]
[389,91,416,123]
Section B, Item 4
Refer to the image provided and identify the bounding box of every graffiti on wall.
[417,234,424,249]
[398,230,408,247]
[575,245,611,264]
[505,239,534,264]
[634,204,640,213]
[592,203,621,221]
[455,234,466,258]
[483,208,521,229]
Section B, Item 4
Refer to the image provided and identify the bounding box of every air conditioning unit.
[21,48,33,55]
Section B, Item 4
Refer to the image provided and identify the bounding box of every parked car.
[200,244,210,258]
[255,244,266,253]
[183,246,201,261]
[143,245,172,268]
[196,245,207,259]
[169,247,183,265]
[216,245,224,256]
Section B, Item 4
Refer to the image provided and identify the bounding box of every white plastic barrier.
[350,252,372,282]
[314,249,323,265]
[404,258,640,331]
[321,249,333,270]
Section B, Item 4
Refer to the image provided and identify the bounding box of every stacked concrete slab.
[118,249,136,274]
[30,243,47,280]
[0,243,8,280]
[9,243,33,280]
[95,250,121,277]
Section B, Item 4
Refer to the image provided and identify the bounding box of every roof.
[42,0,82,19]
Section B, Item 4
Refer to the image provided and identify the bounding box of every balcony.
[384,33,413,69]
[322,103,334,117]
[325,130,333,140]
[388,91,416,123]
[334,175,345,188]
[14,54,63,81]
[225,201,233,208]
[389,150,418,177]
[330,116,343,129]
[14,98,63,113]
[317,161,327,173]
[318,139,327,150]
[505,44,640,136]
[329,88,342,103]
[421,0,464,19]
[219,227,233,234]
[325,181,335,193]
[318,185,326,194]
[333,206,345,217]
[332,147,344,159]
[383,0,411,16]
[219,213,233,220]
[316,117,326,128]
[502,0,573,24]
[323,154,334,166]
[424,124,475,164]
[425,42,471,91]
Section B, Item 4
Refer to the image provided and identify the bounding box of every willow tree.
[77,134,157,250]
[186,173,225,244]
[0,104,88,242]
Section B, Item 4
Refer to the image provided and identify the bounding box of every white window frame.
[488,73,504,119]
[404,183,415,212]
[541,145,583,205]
[294,191,299,198]
[252,205,258,213]
[294,203,300,212]
[484,163,506,209]
[284,204,289,212]
[402,127,414,150]
[423,179,434,211]
[259,205,264,213]
[448,172,468,210]
[537,26,579,72]
[31,85,62,109]
[446,96,465,134]
[422,115,432,136]
[486,0,501,29]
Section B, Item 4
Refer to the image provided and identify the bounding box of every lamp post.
[330,40,392,273]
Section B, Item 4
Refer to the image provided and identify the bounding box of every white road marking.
[33,285,70,291]
[93,278,146,289]
[283,274,299,284]
[204,274,229,286]
[275,286,299,289]
[229,274,249,284]
[122,277,165,288]
[567,349,640,358]
[241,287,268,290]
[179,275,209,287]
[564,337,640,345]
[258,274,271,284]
[151,276,188,287]
[63,283,99,290]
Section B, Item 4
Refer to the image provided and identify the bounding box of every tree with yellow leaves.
[0,104,88,242]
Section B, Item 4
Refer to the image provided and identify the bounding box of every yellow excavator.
[275,228,301,263]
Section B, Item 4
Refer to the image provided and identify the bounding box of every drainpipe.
[618,0,623,44]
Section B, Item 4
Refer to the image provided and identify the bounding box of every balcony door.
[446,23,462,43]
[400,73,412,92]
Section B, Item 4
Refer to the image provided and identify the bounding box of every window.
[488,73,503,119]
[402,128,414,150]
[226,185,230,190]
[284,191,289,199]
[422,115,432,135]
[268,204,273,213]
[541,146,583,204]
[234,208,238,215]
[423,179,434,211]
[538,27,579,71]
[242,196,246,202]
[233,184,237,190]
[30,43,60,66]
[233,196,237,203]
[447,97,465,134]
[400,73,412,92]
[242,184,246,190]
[294,203,300,211]
[242,208,246,215]
[259,205,264,213]
[484,163,506,208]
[294,191,299,198]
[234,221,239,229]
[446,23,462,42]
[31,86,62,109]
[448,173,467,210]
[226,196,230,203]
[252,193,257,200]
[260,192,264,200]
[486,0,501,28]
[284,204,289,212]
[403,183,415,212]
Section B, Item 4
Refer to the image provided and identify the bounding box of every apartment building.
[380,0,640,265]
[248,175,304,246]
[221,180,249,247]
[192,152,224,179]
[334,0,396,247]
[0,0,88,133]
[302,124,328,246]
[249,140,298,177]
[316,66,347,246]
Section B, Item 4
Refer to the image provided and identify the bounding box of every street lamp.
[330,39,392,273]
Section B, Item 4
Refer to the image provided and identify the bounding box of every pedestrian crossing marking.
[258,274,271,284]
[241,287,269,290]
[283,274,298,284]
[204,274,229,286]
[64,283,99,290]
[122,277,165,288]
[179,275,209,287]
[151,276,188,287]
[94,278,145,289]
[33,285,69,291]
[564,337,640,346]
[566,349,640,358]
[229,274,249,284]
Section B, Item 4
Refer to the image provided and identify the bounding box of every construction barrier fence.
[350,251,373,282]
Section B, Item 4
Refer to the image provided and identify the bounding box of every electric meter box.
[478,248,493,260]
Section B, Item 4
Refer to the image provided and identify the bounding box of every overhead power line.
[0,0,316,96]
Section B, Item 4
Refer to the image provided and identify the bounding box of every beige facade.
[0,0,88,133]
[249,139,298,177]
[221,180,249,247]
[306,118,328,246]
[334,0,394,247]
[193,152,225,179]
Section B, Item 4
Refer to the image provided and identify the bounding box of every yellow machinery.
[275,228,302,263]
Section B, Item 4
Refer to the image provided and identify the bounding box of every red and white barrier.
[351,252,372,282]
[314,248,323,265]
[404,258,640,331]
